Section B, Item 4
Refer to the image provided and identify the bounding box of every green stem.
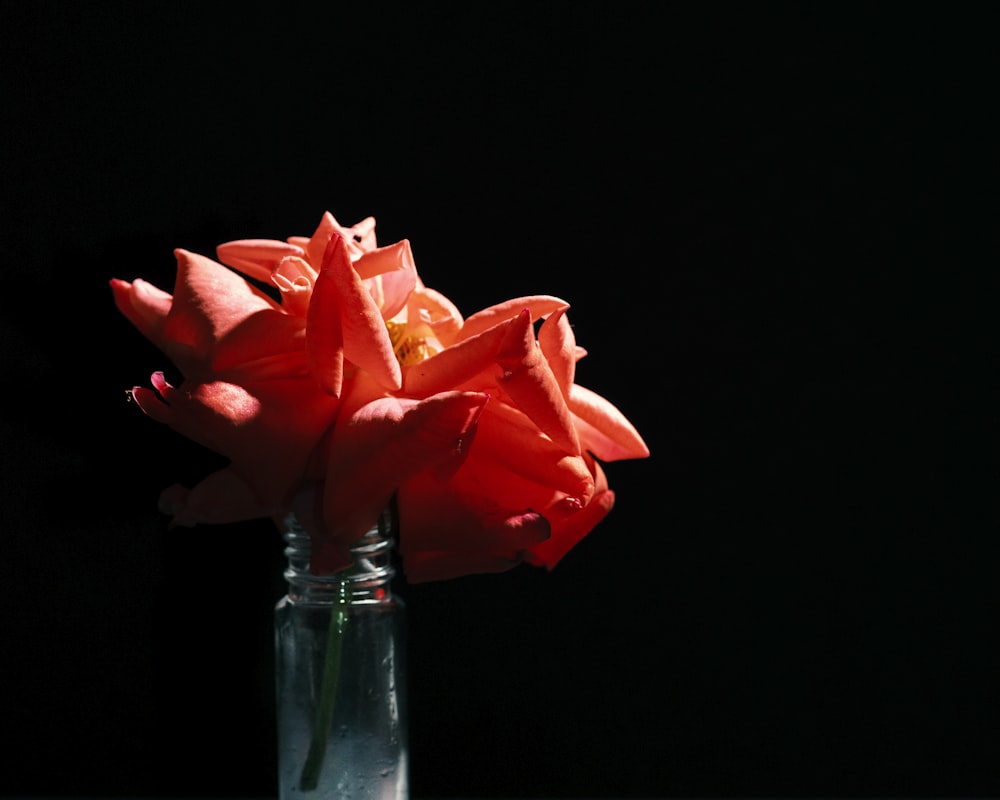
[299,578,350,791]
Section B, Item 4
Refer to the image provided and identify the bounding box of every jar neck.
[281,508,396,606]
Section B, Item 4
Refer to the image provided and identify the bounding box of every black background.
[1,3,994,798]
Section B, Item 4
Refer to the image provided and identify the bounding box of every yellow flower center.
[386,319,437,367]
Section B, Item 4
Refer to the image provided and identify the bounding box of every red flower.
[112,213,648,581]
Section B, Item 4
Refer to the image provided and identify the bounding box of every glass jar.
[275,509,408,800]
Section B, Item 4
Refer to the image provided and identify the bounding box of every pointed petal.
[568,383,650,461]
[323,391,490,547]
[157,470,274,528]
[396,471,551,582]
[353,239,415,279]
[537,305,576,399]
[356,240,418,320]
[348,215,378,251]
[322,234,402,391]
[457,295,568,342]
[215,239,306,284]
[306,255,346,396]
[524,489,616,569]
[129,376,171,422]
[133,371,339,511]
[403,317,508,396]
[431,440,568,519]
[211,306,308,376]
[162,248,279,363]
[397,472,551,554]
[301,211,338,269]
[110,278,172,344]
[472,401,594,502]
[496,309,580,454]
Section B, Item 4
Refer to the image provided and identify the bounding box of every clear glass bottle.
[275,509,408,800]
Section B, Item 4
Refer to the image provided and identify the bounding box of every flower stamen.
[386,320,437,367]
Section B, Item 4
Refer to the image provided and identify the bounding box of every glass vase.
[275,509,408,800]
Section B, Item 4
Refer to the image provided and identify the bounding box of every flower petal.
[396,471,551,582]
[270,256,316,318]
[349,216,378,251]
[296,212,380,268]
[357,240,418,320]
[211,308,308,376]
[162,249,280,371]
[568,383,651,461]
[299,211,338,269]
[134,371,339,512]
[457,295,568,342]
[306,254,346,396]
[409,286,463,345]
[495,308,580,455]
[321,390,490,554]
[110,278,172,343]
[402,317,508,397]
[354,239,415,279]
[472,401,594,503]
[537,305,576,399]
[523,489,616,569]
[321,233,402,391]
[398,472,552,554]
[215,239,306,284]
[158,469,274,528]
